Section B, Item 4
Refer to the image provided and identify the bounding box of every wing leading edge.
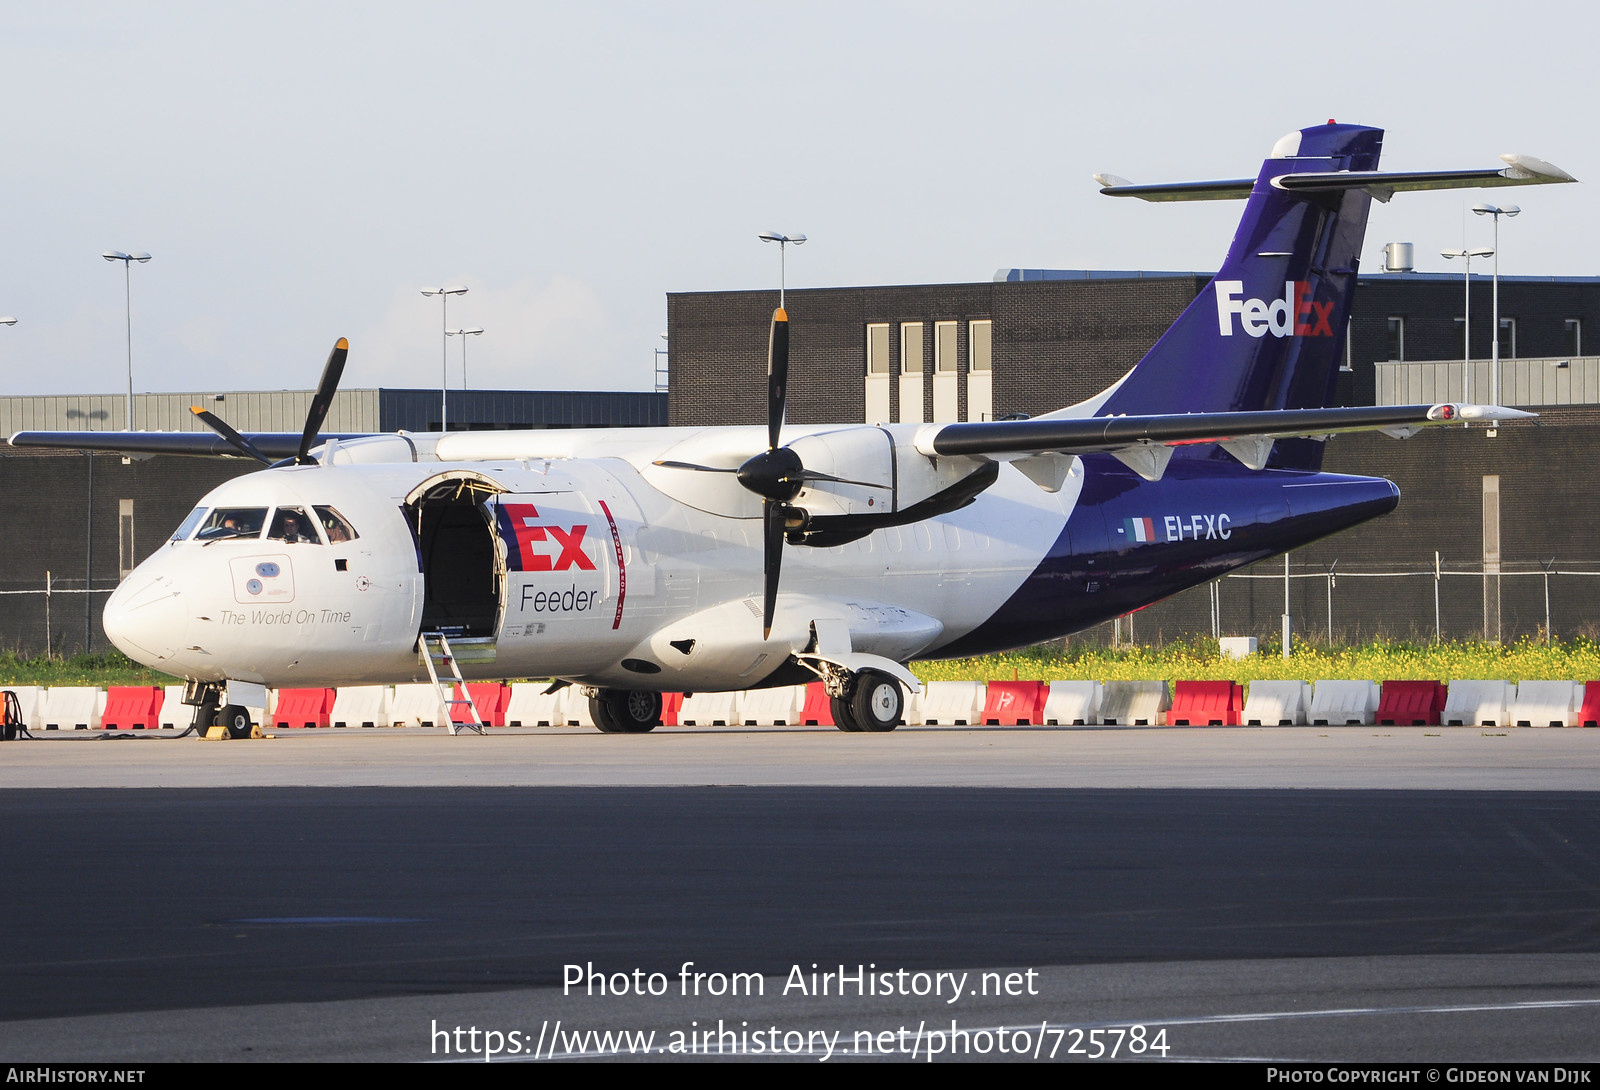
[7,431,374,458]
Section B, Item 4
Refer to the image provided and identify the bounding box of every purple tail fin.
[1096,123,1384,469]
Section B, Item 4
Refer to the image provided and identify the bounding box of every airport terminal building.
[665,262,1600,647]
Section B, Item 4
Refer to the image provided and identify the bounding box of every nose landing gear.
[185,682,259,740]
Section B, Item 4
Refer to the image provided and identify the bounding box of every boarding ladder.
[419,632,486,736]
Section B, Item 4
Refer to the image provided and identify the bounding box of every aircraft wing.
[918,403,1533,481]
[7,431,374,458]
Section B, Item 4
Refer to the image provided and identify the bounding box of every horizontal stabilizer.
[1099,154,1575,203]
[1096,176,1255,202]
[1276,157,1577,202]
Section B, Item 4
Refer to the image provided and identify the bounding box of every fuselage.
[102,424,1398,692]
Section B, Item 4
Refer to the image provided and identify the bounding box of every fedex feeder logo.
[499,503,597,573]
[1215,280,1334,338]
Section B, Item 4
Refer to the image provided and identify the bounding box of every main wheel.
[191,693,220,740]
[591,689,662,734]
[830,695,862,732]
[848,671,903,733]
[220,704,253,740]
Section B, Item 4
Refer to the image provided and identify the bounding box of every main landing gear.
[590,689,663,734]
[582,668,907,735]
[829,669,904,733]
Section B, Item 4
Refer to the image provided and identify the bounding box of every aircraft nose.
[103,571,187,666]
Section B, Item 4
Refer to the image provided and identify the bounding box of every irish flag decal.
[1123,517,1156,543]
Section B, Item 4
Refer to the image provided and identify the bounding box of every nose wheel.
[830,670,903,733]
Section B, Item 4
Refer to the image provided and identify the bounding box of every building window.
[901,322,923,373]
[1341,318,1353,372]
[866,324,890,374]
[1566,318,1582,357]
[1386,317,1404,362]
[1498,317,1516,360]
[118,499,135,581]
[970,320,992,371]
[934,322,959,372]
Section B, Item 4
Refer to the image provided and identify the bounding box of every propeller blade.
[189,407,272,464]
[651,460,738,473]
[762,498,784,640]
[767,308,788,452]
[297,337,349,464]
[794,468,892,490]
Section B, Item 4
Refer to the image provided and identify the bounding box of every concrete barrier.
[1309,680,1379,726]
[330,686,393,728]
[913,681,985,725]
[1169,680,1242,726]
[554,686,595,727]
[982,681,1047,725]
[1241,681,1312,726]
[391,683,449,727]
[5,686,44,731]
[677,690,741,726]
[1442,680,1512,727]
[1509,681,1582,728]
[37,687,103,731]
[1040,681,1102,726]
[738,685,804,726]
[1099,681,1169,726]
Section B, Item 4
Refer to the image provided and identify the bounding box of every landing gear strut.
[591,689,663,734]
[189,685,221,740]
[829,670,903,733]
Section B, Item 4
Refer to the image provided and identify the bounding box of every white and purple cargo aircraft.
[13,122,1574,736]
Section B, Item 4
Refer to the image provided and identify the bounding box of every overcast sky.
[1,0,1594,398]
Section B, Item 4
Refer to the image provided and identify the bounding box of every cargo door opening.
[405,475,506,639]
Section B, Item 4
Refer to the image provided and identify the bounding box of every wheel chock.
[201,724,268,740]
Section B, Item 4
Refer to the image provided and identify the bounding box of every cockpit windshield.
[195,507,269,541]
[314,506,359,543]
[268,506,321,545]
[170,507,208,542]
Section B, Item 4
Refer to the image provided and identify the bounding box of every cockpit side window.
[268,506,322,545]
[170,507,208,542]
[314,506,359,543]
[195,508,269,541]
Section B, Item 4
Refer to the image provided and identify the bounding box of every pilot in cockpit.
[268,508,319,545]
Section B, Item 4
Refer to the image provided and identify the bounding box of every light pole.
[1440,246,1492,403]
[757,231,806,308]
[0,317,15,328]
[445,326,483,390]
[1473,203,1520,408]
[102,250,152,429]
[421,286,468,431]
